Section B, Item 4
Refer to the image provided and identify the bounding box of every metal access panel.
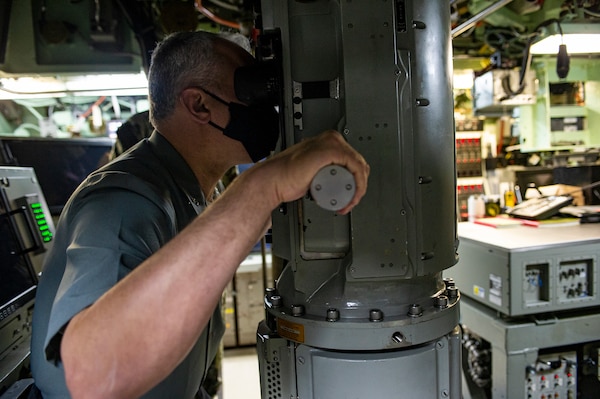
[257,321,462,399]
[448,223,600,316]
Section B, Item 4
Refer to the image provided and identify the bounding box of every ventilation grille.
[264,361,282,399]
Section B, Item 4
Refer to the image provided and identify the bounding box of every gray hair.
[147,31,249,126]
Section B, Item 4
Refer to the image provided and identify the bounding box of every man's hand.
[250,130,370,215]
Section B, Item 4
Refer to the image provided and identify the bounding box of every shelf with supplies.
[455,131,484,179]
[455,130,485,222]
[457,178,485,222]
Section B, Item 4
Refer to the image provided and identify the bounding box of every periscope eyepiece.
[234,29,283,106]
[234,60,281,106]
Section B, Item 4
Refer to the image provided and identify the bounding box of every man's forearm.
[61,130,368,399]
[61,164,275,399]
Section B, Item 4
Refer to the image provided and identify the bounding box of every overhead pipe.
[194,0,241,30]
[451,0,514,38]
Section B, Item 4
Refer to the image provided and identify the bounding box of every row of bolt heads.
[265,279,459,322]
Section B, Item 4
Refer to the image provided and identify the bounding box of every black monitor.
[0,1,10,65]
[514,167,554,191]
[554,165,600,205]
[0,136,114,215]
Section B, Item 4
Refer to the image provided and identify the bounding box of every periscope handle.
[309,165,356,212]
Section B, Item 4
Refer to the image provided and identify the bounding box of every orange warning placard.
[277,318,305,343]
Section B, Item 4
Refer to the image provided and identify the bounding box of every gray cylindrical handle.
[309,165,356,212]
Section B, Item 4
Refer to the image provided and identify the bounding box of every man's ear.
[180,87,211,124]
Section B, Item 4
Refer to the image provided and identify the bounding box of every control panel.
[0,166,55,391]
[522,258,595,309]
[525,352,576,399]
[523,264,548,307]
[449,223,600,316]
[15,194,54,250]
[558,259,592,302]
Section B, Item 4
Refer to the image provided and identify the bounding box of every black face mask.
[204,89,280,163]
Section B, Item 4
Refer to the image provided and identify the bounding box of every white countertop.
[457,221,600,252]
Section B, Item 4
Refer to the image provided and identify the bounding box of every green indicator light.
[42,231,51,236]
[43,237,52,242]
[31,203,41,209]
[37,220,46,226]
[35,214,45,219]
[33,209,43,214]
[40,225,48,231]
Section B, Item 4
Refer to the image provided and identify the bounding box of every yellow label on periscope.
[277,318,305,343]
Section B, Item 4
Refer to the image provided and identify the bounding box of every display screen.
[0,136,114,215]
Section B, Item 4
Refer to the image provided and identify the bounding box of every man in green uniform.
[29,30,369,399]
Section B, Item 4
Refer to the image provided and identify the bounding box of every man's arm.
[61,130,369,399]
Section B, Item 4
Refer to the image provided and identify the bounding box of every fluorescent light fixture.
[530,23,600,54]
[531,33,600,54]
[0,72,148,99]
[64,72,148,92]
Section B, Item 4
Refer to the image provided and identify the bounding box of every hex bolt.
[435,295,449,309]
[369,309,384,322]
[291,304,305,317]
[326,308,340,322]
[443,277,455,288]
[271,295,282,308]
[392,332,404,343]
[265,287,277,300]
[314,184,322,191]
[446,286,458,299]
[408,303,423,317]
